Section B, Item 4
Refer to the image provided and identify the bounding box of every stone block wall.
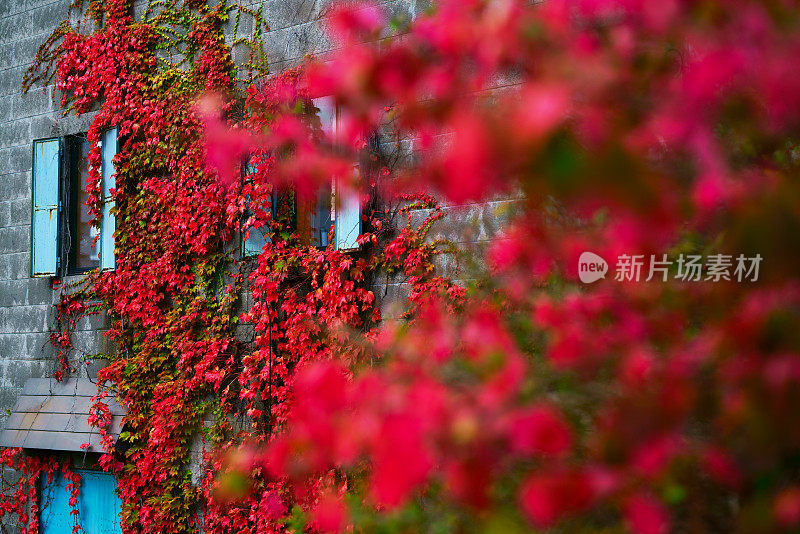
[0,0,103,434]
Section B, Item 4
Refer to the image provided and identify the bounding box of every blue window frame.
[39,469,122,534]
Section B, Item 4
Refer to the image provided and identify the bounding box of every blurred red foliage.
[208,0,800,532]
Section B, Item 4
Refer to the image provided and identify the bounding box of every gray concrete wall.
[0,0,104,435]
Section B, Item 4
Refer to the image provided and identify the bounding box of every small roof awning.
[0,378,125,452]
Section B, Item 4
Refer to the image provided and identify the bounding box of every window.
[39,468,122,534]
[299,97,361,250]
[31,128,118,277]
[31,138,60,276]
[239,99,363,256]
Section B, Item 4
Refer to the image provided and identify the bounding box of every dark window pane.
[296,185,332,248]
[315,185,333,248]
[71,137,99,271]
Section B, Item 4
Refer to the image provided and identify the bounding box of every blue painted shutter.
[335,176,361,250]
[31,138,61,276]
[40,469,122,534]
[100,127,118,271]
[314,97,336,248]
[242,161,273,257]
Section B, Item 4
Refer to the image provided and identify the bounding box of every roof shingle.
[0,378,125,452]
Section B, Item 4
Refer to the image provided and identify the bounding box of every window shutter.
[335,177,361,250]
[99,127,118,271]
[31,138,61,277]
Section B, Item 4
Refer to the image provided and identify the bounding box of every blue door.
[40,469,122,534]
